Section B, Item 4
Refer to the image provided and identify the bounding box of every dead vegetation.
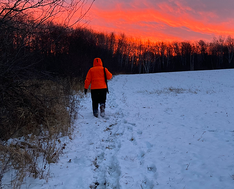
[0,77,82,188]
[0,0,90,187]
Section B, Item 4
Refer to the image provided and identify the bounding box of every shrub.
[0,77,81,188]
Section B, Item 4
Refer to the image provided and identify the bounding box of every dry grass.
[0,77,83,188]
[137,87,198,95]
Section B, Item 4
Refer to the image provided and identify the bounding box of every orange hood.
[84,57,112,90]
[93,58,103,67]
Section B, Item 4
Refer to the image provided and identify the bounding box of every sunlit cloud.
[81,0,234,42]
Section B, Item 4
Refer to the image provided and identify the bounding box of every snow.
[5,69,234,188]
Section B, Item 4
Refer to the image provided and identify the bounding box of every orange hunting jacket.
[84,58,112,90]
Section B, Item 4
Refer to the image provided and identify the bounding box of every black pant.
[91,89,107,112]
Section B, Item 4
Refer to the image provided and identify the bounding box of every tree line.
[2,11,233,82]
[6,24,233,80]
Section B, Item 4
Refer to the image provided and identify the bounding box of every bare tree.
[166,42,173,70]
[143,40,153,73]
[108,32,116,55]
[116,33,127,68]
[158,42,166,70]
[152,44,160,72]
[137,41,143,74]
[0,0,95,27]
[190,43,196,70]
[225,36,234,65]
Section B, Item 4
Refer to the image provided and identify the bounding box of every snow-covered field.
[13,69,234,188]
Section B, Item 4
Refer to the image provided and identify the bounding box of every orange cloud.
[80,1,234,42]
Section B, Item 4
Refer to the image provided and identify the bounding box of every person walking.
[84,58,112,117]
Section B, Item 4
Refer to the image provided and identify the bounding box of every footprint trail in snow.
[16,70,234,189]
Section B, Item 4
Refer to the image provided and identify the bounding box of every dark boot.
[93,109,98,117]
[100,103,105,117]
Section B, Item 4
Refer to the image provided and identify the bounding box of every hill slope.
[19,69,234,188]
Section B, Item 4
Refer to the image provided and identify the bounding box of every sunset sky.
[81,0,234,42]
